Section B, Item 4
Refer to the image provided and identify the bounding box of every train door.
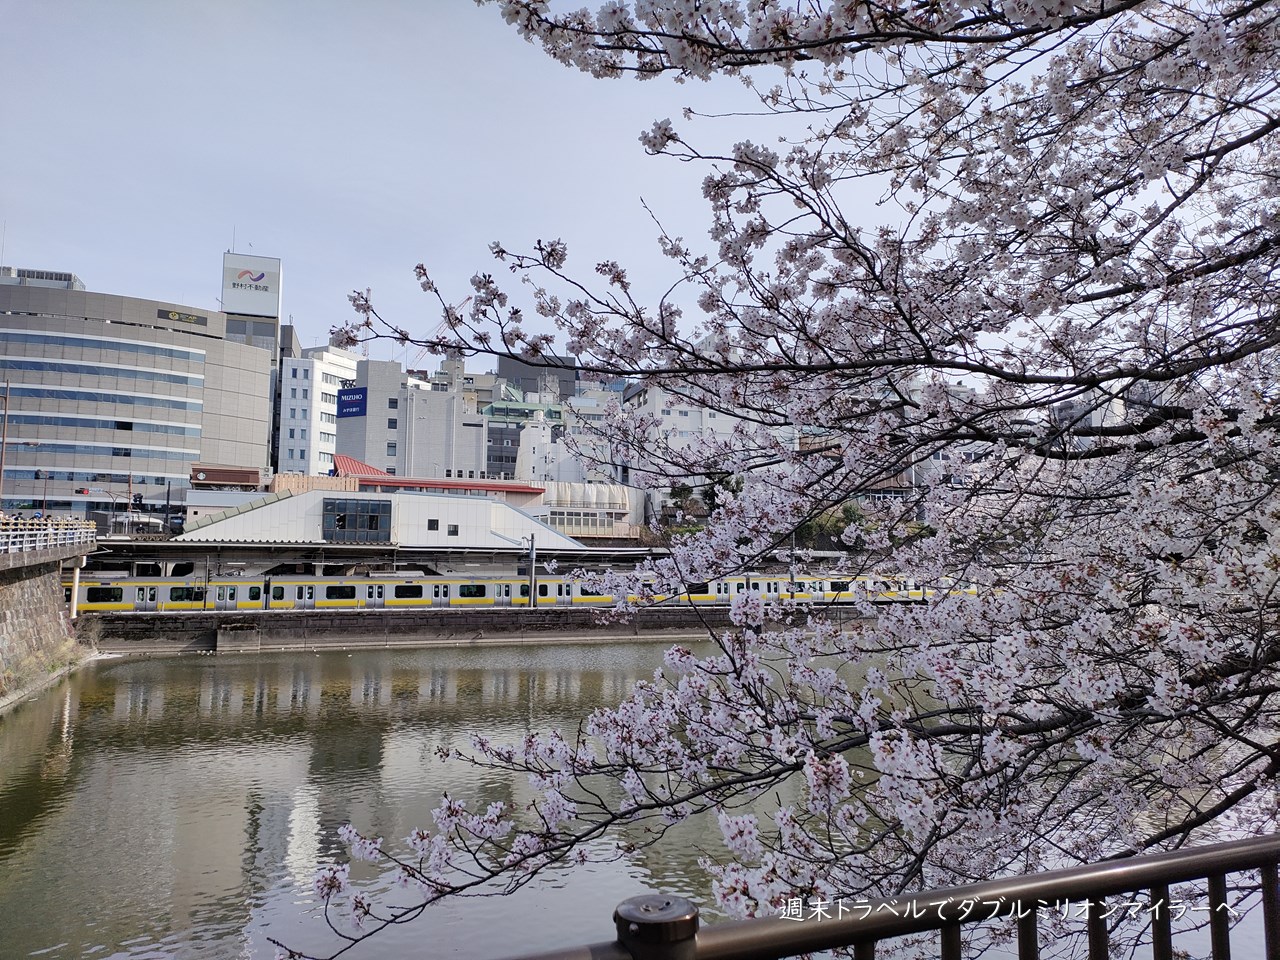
[431,582,451,607]
[215,585,240,611]
[135,584,158,612]
[364,583,385,609]
[294,583,316,610]
[495,582,512,607]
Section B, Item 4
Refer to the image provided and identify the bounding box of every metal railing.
[0,517,96,554]
[503,834,1280,960]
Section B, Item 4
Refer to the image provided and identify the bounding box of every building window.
[302,388,309,399]
[679,410,689,417]
[290,388,297,399]
[388,418,398,430]
[386,466,396,474]
[302,369,310,380]
[290,408,296,418]
[388,398,398,409]
[322,498,392,543]
[287,449,294,459]
[291,368,298,378]
[447,524,459,536]
[387,442,397,457]
[300,428,307,440]
[288,428,295,439]
[301,409,308,419]
[428,519,439,531]
[468,470,475,479]
[445,469,452,478]
[299,449,306,459]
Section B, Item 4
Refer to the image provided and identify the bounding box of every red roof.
[331,454,544,495]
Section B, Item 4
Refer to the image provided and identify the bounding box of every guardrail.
[503,834,1280,960]
[0,517,96,554]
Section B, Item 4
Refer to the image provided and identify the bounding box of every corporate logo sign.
[221,252,282,318]
[337,388,367,418]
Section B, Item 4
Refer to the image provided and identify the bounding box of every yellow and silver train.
[67,572,953,614]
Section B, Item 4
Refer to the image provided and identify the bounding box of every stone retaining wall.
[0,560,83,700]
[78,605,864,655]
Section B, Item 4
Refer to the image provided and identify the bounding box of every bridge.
[0,517,96,705]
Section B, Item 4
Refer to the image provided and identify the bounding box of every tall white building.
[276,341,361,476]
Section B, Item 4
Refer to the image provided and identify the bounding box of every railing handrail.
[0,517,96,554]
[497,833,1280,960]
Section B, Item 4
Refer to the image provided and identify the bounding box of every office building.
[0,266,273,517]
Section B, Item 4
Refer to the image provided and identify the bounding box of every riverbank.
[0,641,97,717]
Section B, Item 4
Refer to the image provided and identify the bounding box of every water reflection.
[0,644,692,960]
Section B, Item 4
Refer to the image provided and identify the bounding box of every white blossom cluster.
[301,1,1280,957]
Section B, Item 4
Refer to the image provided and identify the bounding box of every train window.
[578,587,605,597]
[137,588,145,602]
[502,584,510,597]
[538,584,548,597]
[249,587,261,601]
[519,584,529,597]
[458,584,486,599]
[395,584,423,599]
[367,585,375,599]
[228,588,236,602]
[558,583,565,597]
[217,587,226,602]
[442,585,449,598]
[148,588,156,602]
[87,587,123,603]
[736,582,745,593]
[830,580,849,592]
[296,586,304,600]
[271,586,283,601]
[169,587,205,602]
[64,588,72,603]
[687,582,709,594]
[326,585,356,600]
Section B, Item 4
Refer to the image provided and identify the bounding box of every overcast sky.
[1,1,755,367]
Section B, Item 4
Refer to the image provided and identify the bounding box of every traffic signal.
[74,488,89,495]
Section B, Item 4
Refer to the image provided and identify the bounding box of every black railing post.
[1017,902,1039,960]
[614,895,699,960]
[1262,861,1280,959]
[1086,899,1108,960]
[1208,873,1232,959]
[1151,883,1174,960]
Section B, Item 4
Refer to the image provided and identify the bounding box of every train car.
[66,570,962,614]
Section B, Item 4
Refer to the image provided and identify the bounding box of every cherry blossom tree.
[288,0,1280,956]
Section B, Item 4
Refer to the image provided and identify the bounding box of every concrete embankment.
[0,558,88,710]
[77,605,790,655]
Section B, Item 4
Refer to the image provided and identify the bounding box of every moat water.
[0,644,718,960]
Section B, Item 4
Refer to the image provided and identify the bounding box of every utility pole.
[0,380,9,514]
[527,533,537,608]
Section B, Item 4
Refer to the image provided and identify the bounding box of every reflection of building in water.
[200,676,243,717]
[277,663,321,714]
[419,665,455,703]
[351,664,391,708]
[113,680,165,720]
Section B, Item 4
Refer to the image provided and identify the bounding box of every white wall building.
[276,342,361,477]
